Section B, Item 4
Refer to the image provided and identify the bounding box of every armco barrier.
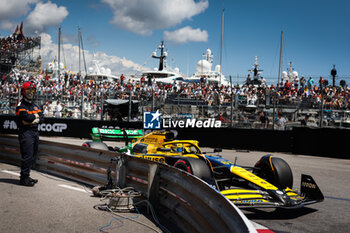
[0,134,255,233]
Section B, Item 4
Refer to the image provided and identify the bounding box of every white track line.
[0,169,20,176]
[1,169,91,194]
[58,184,91,193]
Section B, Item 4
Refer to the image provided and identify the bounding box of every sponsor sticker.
[144,156,165,163]
[302,182,316,189]
[234,199,264,203]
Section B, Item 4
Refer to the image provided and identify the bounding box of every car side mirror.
[165,130,178,140]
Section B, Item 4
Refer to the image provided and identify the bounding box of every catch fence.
[1,86,350,129]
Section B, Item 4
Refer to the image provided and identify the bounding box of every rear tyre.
[82,141,109,151]
[174,158,212,181]
[254,155,293,189]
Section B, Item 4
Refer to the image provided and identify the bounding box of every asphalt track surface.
[2,136,350,233]
[0,163,164,233]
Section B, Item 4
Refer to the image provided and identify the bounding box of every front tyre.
[254,155,293,189]
[174,158,212,181]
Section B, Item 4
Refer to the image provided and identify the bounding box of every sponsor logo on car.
[233,199,264,203]
[98,128,116,134]
[301,182,316,189]
[144,156,165,163]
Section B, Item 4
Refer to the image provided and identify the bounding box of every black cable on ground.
[96,187,170,233]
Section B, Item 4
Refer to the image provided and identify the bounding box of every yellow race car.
[126,130,324,208]
[90,130,324,209]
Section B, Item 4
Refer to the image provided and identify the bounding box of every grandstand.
[0,22,41,75]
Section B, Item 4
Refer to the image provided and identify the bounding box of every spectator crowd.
[1,70,350,120]
[1,35,40,58]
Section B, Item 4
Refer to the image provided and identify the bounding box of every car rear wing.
[91,127,143,144]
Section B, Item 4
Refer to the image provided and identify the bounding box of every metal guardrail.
[0,134,255,233]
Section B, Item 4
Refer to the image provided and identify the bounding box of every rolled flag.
[19,21,25,40]
[13,25,19,36]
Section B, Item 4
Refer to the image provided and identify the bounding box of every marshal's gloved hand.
[32,114,40,124]
[32,118,40,124]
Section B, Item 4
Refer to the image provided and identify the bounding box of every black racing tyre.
[255,155,293,189]
[82,141,109,151]
[174,157,212,181]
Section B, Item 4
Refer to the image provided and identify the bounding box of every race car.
[84,130,324,209]
[82,127,143,150]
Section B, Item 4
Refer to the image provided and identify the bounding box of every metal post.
[80,85,84,119]
[100,90,104,121]
[80,30,88,76]
[115,157,126,188]
[277,31,283,89]
[128,90,132,122]
[319,93,324,128]
[272,91,276,130]
[219,8,224,85]
[177,91,179,106]
[234,94,238,124]
[152,88,155,111]
[148,164,160,209]
[78,27,81,75]
[230,76,233,127]
[58,26,61,78]
[151,76,155,111]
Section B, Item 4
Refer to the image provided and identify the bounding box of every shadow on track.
[242,207,318,220]
[0,178,20,185]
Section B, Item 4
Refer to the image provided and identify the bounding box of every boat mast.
[277,30,283,87]
[219,8,224,85]
[58,26,61,77]
[79,29,88,75]
[152,41,166,71]
[78,27,81,74]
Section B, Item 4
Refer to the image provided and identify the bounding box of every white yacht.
[141,41,186,84]
[85,60,119,83]
[187,49,229,86]
[245,56,263,86]
[281,62,299,82]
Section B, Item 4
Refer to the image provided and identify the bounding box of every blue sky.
[1,0,349,83]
